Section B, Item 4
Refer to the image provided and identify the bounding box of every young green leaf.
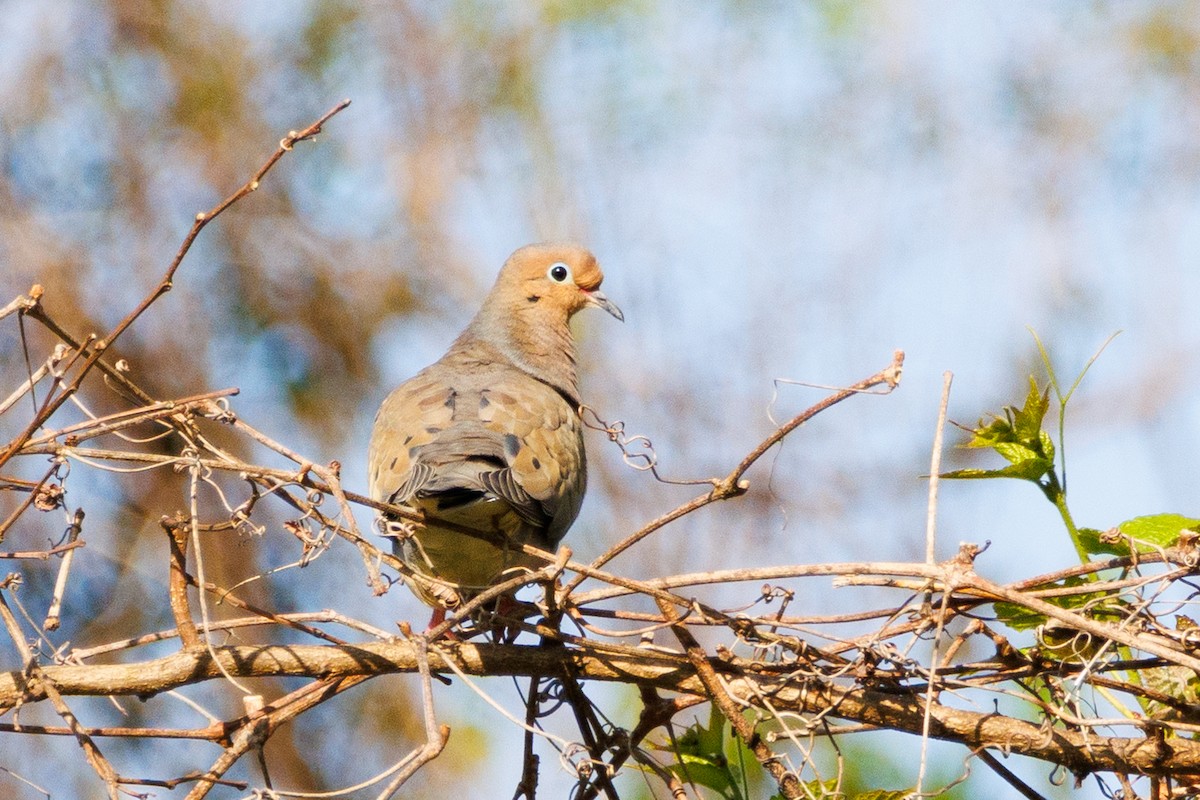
[994,576,1121,631]
[945,379,1054,485]
[1013,377,1051,442]
[1078,515,1200,556]
[651,705,752,800]
[1076,527,1122,556]
[1118,514,1200,547]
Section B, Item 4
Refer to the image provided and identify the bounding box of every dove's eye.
[547,262,571,283]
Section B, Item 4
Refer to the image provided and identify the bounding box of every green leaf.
[652,705,750,800]
[1012,377,1050,441]
[939,468,1014,480]
[1140,665,1200,721]
[941,457,1052,482]
[992,441,1039,466]
[670,704,727,757]
[663,753,739,797]
[855,791,916,800]
[947,378,1056,487]
[799,778,837,798]
[995,576,1119,631]
[1118,514,1200,548]
[1077,527,1124,556]
[1038,428,1055,466]
[994,600,1049,631]
[966,415,1017,447]
[1036,620,1111,662]
[1078,515,1200,556]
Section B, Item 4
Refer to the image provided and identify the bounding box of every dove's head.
[458,242,622,403]
[499,243,624,323]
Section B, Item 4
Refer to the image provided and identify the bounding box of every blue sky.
[2,2,1199,797]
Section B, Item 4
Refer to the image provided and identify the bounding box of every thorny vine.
[1,105,1198,800]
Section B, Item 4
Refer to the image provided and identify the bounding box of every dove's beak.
[586,290,624,322]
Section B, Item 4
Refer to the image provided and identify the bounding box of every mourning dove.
[368,243,622,620]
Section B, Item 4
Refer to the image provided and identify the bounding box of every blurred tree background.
[2,1,1199,797]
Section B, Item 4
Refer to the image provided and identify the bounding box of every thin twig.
[0,288,42,323]
[0,342,66,416]
[557,669,619,799]
[564,350,904,595]
[184,675,369,800]
[0,541,84,560]
[20,388,239,449]
[42,507,83,630]
[164,516,200,648]
[915,583,954,794]
[0,100,350,474]
[376,637,451,798]
[974,748,1050,800]
[68,610,370,661]
[657,597,802,799]
[0,588,121,798]
[513,676,542,800]
[0,460,62,542]
[925,371,953,564]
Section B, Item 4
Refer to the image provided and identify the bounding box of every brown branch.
[3,638,1200,776]
[958,570,1200,673]
[110,99,351,363]
[577,689,703,800]
[658,597,803,799]
[726,349,904,488]
[376,637,451,799]
[558,669,619,799]
[572,560,946,605]
[20,388,240,449]
[188,576,352,646]
[513,676,542,800]
[310,460,388,596]
[0,540,85,560]
[0,721,219,740]
[0,337,66,416]
[1008,551,1177,589]
[564,350,904,594]
[21,300,155,407]
[0,460,61,542]
[42,507,83,630]
[0,287,42,323]
[163,515,200,649]
[0,589,120,797]
[68,610,370,662]
[22,434,825,627]
[0,641,686,709]
[184,675,369,800]
[0,100,350,474]
[574,550,1200,676]
[973,749,1049,800]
